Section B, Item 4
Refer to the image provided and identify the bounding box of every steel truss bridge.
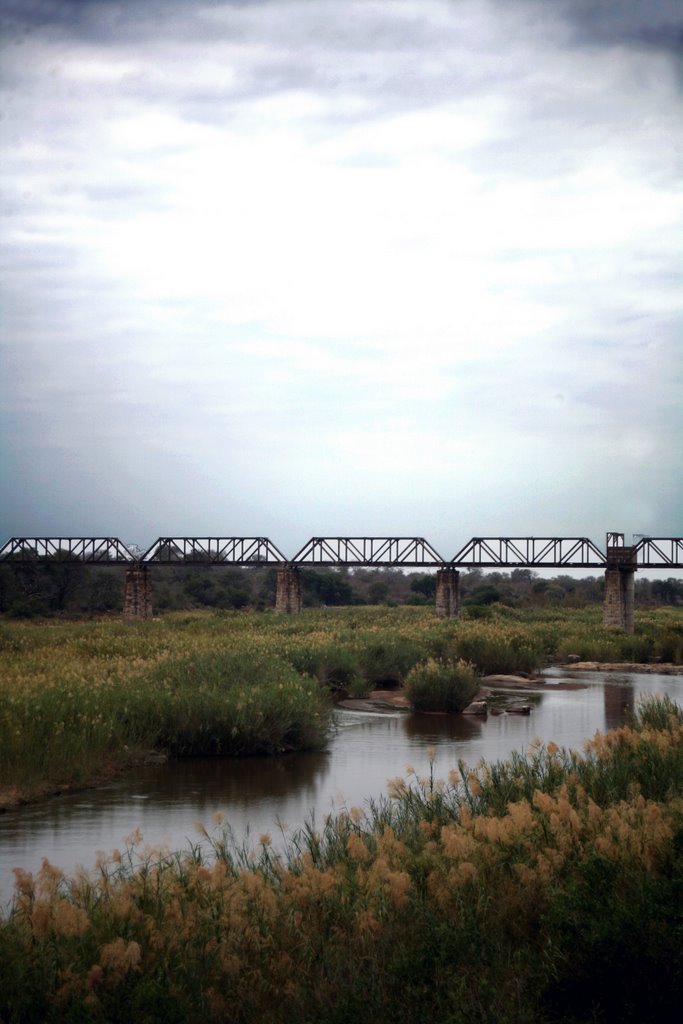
[1,535,682,570]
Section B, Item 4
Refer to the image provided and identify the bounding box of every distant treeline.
[1,559,682,618]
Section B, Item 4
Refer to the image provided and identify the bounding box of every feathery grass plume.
[2,697,683,1022]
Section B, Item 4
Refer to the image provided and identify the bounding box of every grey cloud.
[4,0,683,60]
[556,0,683,51]
[1,0,189,44]
[475,1,683,54]
[8,0,678,152]
[0,2,563,115]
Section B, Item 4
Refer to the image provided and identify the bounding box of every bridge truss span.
[450,537,607,569]
[139,537,288,565]
[290,537,447,567]
[0,537,137,563]
[633,538,683,570]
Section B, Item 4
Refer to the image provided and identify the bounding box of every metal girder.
[450,537,607,568]
[1,534,681,570]
[139,537,288,565]
[632,538,683,569]
[0,537,136,563]
[290,537,447,567]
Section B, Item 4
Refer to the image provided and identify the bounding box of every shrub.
[454,627,543,674]
[404,658,480,713]
[140,650,331,756]
[655,630,683,663]
[359,637,424,686]
[287,643,367,697]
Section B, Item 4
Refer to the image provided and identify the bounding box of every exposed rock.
[463,700,488,716]
[337,690,410,712]
[506,704,532,715]
[481,674,543,685]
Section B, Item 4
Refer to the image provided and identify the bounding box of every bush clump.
[359,636,424,687]
[143,650,331,756]
[287,642,367,697]
[404,658,480,713]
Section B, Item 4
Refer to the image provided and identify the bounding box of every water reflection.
[1,670,681,907]
[126,749,332,809]
[604,679,635,731]
[402,711,484,743]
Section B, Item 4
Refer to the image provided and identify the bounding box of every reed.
[2,697,683,1023]
[403,657,480,712]
[0,619,332,802]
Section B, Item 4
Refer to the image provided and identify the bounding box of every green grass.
[0,617,333,801]
[1,606,681,804]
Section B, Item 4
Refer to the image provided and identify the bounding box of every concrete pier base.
[123,565,153,619]
[435,568,460,619]
[275,567,303,614]
[603,540,636,633]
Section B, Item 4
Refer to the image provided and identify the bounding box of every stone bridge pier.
[435,567,461,619]
[603,534,636,633]
[276,566,303,614]
[123,565,153,619]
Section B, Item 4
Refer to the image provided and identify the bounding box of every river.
[2,668,682,909]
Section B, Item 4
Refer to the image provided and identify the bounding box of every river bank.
[557,660,683,673]
[0,750,168,815]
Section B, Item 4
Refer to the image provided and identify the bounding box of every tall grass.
[2,697,683,1023]
[0,619,332,801]
[1,606,681,804]
[403,658,480,712]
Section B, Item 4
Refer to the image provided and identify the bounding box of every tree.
[43,552,87,611]
[652,578,683,605]
[409,574,437,599]
[302,570,355,606]
[368,580,390,604]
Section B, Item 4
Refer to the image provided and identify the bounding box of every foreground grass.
[1,606,681,804]
[1,695,683,1023]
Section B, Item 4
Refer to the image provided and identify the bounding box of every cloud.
[0,0,681,549]
[548,0,683,53]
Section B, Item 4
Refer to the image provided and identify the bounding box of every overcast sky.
[1,0,681,559]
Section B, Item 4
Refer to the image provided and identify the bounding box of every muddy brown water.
[2,669,682,909]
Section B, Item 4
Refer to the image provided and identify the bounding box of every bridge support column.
[123,565,153,619]
[275,567,302,614]
[435,568,460,619]
[603,536,636,633]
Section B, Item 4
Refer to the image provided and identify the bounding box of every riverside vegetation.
[1,606,683,1024]
[1,605,682,807]
[1,694,683,1022]
[1,607,683,1020]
